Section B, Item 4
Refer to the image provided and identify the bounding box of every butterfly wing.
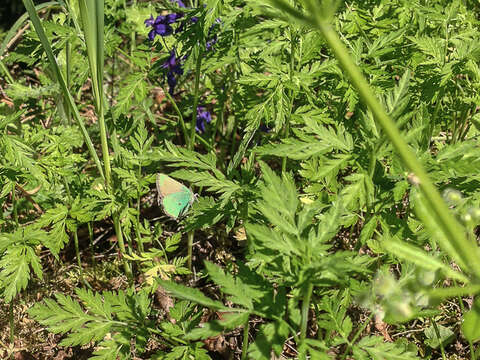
[156,174,194,219]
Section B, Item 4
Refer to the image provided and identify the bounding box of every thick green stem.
[185,46,203,273]
[241,316,250,360]
[455,281,476,360]
[300,283,313,342]
[432,319,447,360]
[63,177,84,281]
[98,110,112,190]
[313,17,480,278]
[114,215,132,280]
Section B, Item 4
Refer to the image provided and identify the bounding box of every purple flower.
[148,29,156,41]
[162,49,183,95]
[145,13,184,40]
[166,13,184,23]
[206,36,217,51]
[196,106,212,133]
[162,50,183,74]
[154,23,173,36]
[166,72,177,95]
[145,15,155,27]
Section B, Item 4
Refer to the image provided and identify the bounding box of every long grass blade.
[22,0,105,180]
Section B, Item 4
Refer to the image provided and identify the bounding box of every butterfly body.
[156,173,194,219]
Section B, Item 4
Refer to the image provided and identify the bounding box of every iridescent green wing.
[156,174,194,219]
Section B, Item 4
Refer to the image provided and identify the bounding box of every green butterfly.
[156,173,195,219]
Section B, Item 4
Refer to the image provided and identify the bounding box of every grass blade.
[22,0,105,180]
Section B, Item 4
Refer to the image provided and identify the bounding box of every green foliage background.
[2,0,480,359]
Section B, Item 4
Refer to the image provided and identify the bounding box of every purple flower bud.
[206,36,217,51]
[162,49,184,74]
[145,15,155,27]
[167,72,177,95]
[148,29,156,41]
[162,50,178,69]
[166,13,184,24]
[196,106,212,133]
[171,0,186,8]
[163,49,184,95]
[154,23,174,36]
[191,16,199,23]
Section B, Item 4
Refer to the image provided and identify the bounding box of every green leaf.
[353,336,419,360]
[185,312,249,340]
[248,320,290,359]
[382,237,469,283]
[157,280,229,311]
[462,299,480,342]
[204,261,252,309]
[113,73,148,118]
[256,137,332,160]
[424,324,454,349]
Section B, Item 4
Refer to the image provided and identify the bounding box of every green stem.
[136,168,144,253]
[300,283,313,342]
[63,177,85,283]
[0,59,14,84]
[11,183,18,227]
[185,45,203,273]
[341,312,374,359]
[455,281,475,360]
[73,230,84,278]
[189,46,203,150]
[23,0,105,180]
[187,231,194,272]
[312,16,480,278]
[88,222,96,276]
[165,90,188,145]
[65,40,72,124]
[195,133,213,150]
[212,76,228,146]
[432,319,447,360]
[114,214,133,281]
[241,316,250,360]
[97,109,112,189]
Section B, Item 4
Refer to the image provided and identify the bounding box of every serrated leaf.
[424,324,454,349]
[185,312,249,340]
[204,261,252,309]
[157,280,229,311]
[354,336,419,360]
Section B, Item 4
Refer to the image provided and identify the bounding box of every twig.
[15,183,44,214]
[0,23,30,60]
